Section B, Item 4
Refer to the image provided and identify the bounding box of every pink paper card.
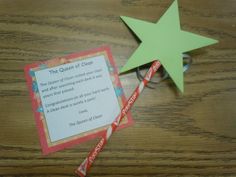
[24,46,133,155]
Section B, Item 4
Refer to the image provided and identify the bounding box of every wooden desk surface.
[0,0,236,176]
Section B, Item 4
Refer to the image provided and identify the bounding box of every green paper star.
[120,0,218,92]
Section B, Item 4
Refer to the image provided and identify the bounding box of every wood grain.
[0,0,236,176]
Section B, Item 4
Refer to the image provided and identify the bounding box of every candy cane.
[75,60,161,177]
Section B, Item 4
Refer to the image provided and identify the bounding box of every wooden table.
[0,0,236,176]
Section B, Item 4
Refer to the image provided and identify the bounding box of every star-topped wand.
[75,0,218,176]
